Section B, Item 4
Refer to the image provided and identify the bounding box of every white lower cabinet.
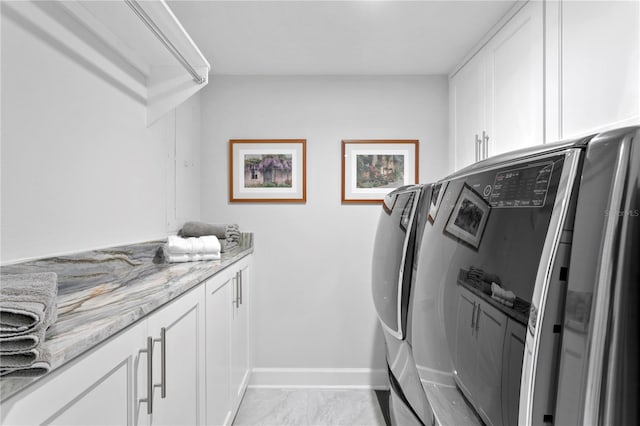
[205,270,232,426]
[1,320,147,425]
[145,285,206,426]
[205,256,252,426]
[1,255,252,426]
[230,259,250,407]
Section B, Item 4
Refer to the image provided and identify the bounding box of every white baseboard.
[248,368,389,390]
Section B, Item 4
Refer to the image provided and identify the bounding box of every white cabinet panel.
[205,255,253,426]
[486,0,543,156]
[561,0,640,138]
[147,285,206,426]
[450,1,544,171]
[230,259,251,411]
[1,321,147,426]
[205,271,233,426]
[452,54,486,170]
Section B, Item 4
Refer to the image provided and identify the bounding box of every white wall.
[0,7,201,263]
[201,75,448,386]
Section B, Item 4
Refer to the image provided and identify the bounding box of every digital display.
[489,162,554,208]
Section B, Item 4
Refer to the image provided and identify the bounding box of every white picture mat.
[231,142,305,200]
[343,145,416,201]
[238,148,298,194]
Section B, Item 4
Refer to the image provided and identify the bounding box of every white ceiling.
[168,0,517,76]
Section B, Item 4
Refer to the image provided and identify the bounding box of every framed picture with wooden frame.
[341,139,419,203]
[229,139,307,203]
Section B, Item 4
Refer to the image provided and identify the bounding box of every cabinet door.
[475,302,507,426]
[502,319,526,426]
[451,53,485,170]
[453,288,477,401]
[147,285,206,426]
[230,259,251,410]
[561,0,640,138]
[205,271,233,426]
[485,0,543,157]
[0,321,147,426]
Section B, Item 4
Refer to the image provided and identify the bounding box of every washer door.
[371,187,423,340]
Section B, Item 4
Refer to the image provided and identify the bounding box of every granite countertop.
[0,234,254,401]
[457,274,530,326]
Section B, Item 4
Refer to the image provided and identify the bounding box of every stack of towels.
[0,272,58,377]
[178,222,241,253]
[163,235,222,263]
[491,282,516,308]
[467,266,501,295]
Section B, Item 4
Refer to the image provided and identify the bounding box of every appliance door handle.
[474,134,481,162]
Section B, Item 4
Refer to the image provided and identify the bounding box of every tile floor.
[232,388,388,426]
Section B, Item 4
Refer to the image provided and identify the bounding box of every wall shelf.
[4,0,211,125]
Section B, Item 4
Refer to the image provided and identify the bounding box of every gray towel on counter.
[0,272,58,337]
[0,332,52,377]
[221,239,238,253]
[179,222,241,245]
[0,360,51,378]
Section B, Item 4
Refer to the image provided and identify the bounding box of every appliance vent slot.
[559,267,569,281]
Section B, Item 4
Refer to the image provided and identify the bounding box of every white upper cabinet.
[2,0,210,125]
[450,53,486,170]
[450,1,544,171]
[552,0,640,139]
[485,0,544,157]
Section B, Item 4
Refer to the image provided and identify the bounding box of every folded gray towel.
[0,273,58,338]
[221,239,238,253]
[179,222,241,242]
[0,347,42,367]
[0,346,51,378]
[0,334,52,377]
[0,332,41,353]
[0,362,51,378]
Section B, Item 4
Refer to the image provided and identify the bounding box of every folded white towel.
[164,252,221,263]
[491,282,516,303]
[165,235,221,255]
[491,295,514,308]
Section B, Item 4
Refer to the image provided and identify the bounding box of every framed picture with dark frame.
[341,140,419,203]
[445,184,490,248]
[229,139,306,203]
[428,181,448,223]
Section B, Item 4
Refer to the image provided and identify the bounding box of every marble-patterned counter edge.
[0,234,254,401]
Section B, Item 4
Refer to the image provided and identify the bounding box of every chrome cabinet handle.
[471,303,477,330]
[482,130,489,159]
[475,305,481,333]
[232,275,238,308]
[474,134,481,162]
[154,328,167,399]
[239,270,243,306]
[140,336,154,414]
